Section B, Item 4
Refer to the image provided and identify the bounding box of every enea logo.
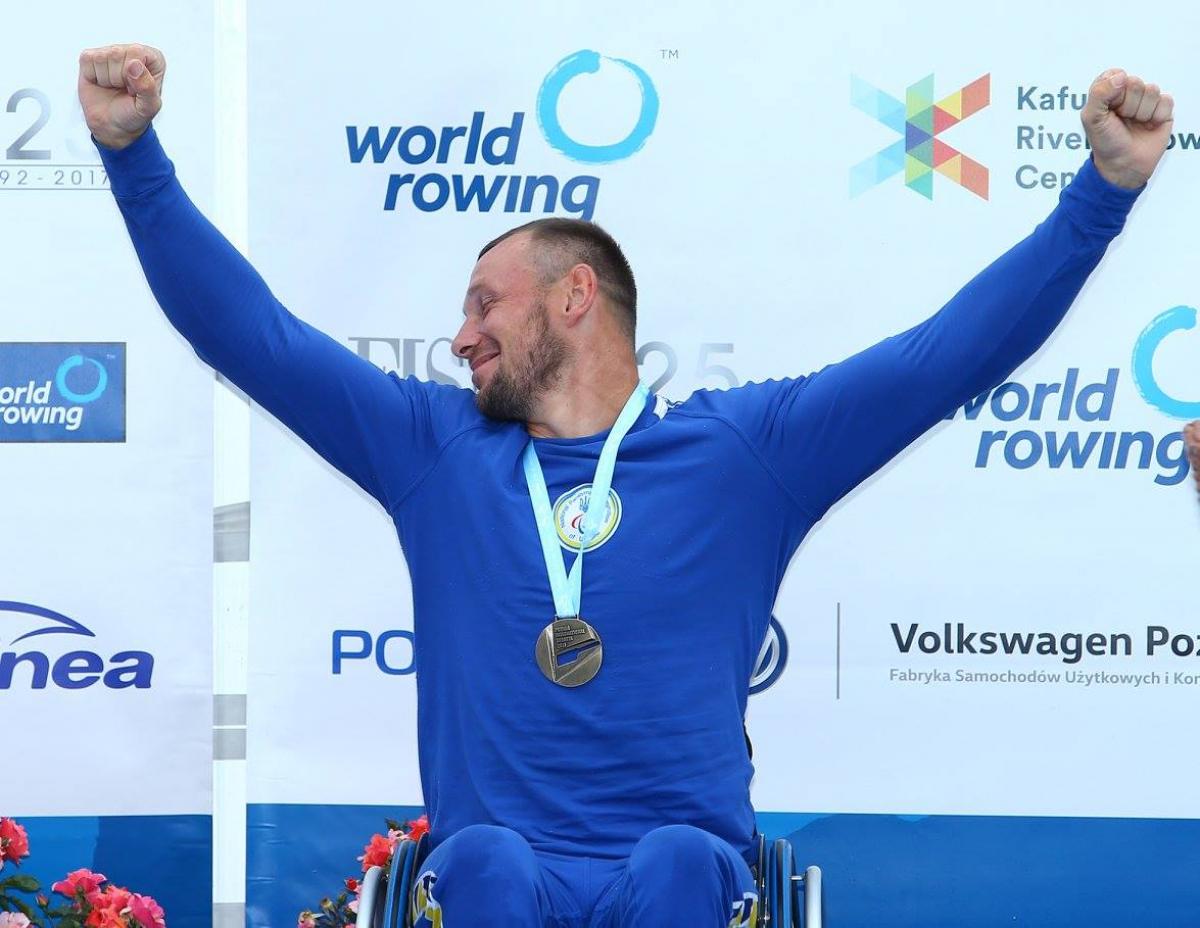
[749,616,788,695]
[0,343,126,443]
[346,49,659,220]
[851,73,990,200]
[0,601,154,690]
[953,308,1198,486]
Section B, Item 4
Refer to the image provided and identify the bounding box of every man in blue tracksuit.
[80,43,1172,927]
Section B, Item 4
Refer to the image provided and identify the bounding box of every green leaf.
[5,875,40,892]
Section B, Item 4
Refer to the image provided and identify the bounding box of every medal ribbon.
[522,383,649,619]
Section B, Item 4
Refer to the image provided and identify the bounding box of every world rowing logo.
[1131,305,1200,419]
[553,484,622,552]
[536,49,659,164]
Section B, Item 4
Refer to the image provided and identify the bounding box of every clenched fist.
[1185,422,1200,494]
[78,44,165,150]
[1082,69,1174,190]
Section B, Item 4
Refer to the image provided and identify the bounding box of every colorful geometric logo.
[851,73,990,200]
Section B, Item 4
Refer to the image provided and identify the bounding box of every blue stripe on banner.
[7,815,211,928]
[247,803,423,928]
[757,811,1200,927]
[247,805,1200,927]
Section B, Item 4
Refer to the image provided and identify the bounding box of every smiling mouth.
[471,354,499,386]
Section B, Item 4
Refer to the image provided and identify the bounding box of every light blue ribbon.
[522,383,649,618]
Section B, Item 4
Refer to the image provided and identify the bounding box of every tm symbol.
[660,49,679,60]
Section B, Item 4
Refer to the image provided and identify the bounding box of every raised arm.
[80,44,440,511]
[712,69,1175,520]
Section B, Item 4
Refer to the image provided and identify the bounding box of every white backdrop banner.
[1,4,214,926]
[244,2,1199,925]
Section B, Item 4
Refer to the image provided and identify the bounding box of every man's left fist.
[1185,421,1200,494]
[1082,68,1174,190]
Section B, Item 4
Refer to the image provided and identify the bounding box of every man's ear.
[563,263,600,324]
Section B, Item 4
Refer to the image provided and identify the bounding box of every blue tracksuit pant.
[411,824,757,927]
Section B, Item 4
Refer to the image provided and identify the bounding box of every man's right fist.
[78,44,165,150]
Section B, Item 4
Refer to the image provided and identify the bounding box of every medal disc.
[535,617,603,687]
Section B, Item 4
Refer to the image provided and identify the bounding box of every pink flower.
[126,893,166,928]
[0,818,30,864]
[87,885,130,912]
[84,907,125,928]
[297,912,316,928]
[357,833,396,871]
[405,815,430,842]
[348,899,359,915]
[52,868,107,900]
[84,885,131,928]
[0,913,32,928]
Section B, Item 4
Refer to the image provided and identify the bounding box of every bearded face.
[474,298,570,422]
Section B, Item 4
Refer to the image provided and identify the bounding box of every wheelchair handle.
[790,866,822,927]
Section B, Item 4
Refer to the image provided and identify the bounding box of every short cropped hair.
[479,218,637,341]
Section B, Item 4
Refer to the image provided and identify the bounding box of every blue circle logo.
[537,50,659,164]
[750,616,789,695]
[55,355,108,404]
[1131,306,1200,419]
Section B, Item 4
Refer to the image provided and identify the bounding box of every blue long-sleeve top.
[98,126,1139,862]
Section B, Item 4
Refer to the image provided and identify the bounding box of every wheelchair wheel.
[398,834,429,927]
[752,832,822,927]
[357,865,385,928]
[764,837,774,925]
[755,833,767,924]
[774,838,794,927]
[383,838,415,928]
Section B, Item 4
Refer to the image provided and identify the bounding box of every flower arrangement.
[298,814,429,928]
[0,818,165,928]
